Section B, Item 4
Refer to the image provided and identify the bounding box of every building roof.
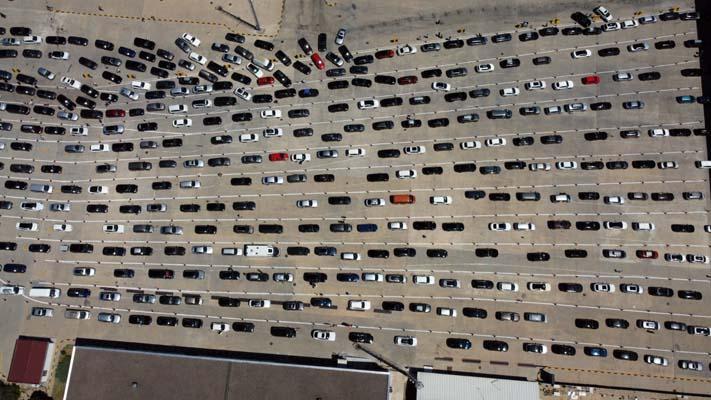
[417,371,539,400]
[7,337,51,384]
[64,340,390,400]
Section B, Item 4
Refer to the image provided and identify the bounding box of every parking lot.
[0,0,709,396]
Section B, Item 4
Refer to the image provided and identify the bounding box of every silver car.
[97,312,121,324]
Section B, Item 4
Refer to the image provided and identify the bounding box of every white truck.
[244,245,279,257]
[29,287,61,298]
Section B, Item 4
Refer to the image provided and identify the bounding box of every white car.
[49,51,70,60]
[460,141,481,150]
[525,80,546,90]
[348,300,371,311]
[613,72,633,81]
[61,76,82,89]
[192,245,213,254]
[23,35,42,44]
[653,161,677,171]
[246,63,263,78]
[262,176,284,185]
[37,67,55,80]
[621,19,638,29]
[103,224,125,233]
[396,44,417,56]
[180,180,201,189]
[394,336,417,347]
[552,80,574,90]
[273,272,293,282]
[527,282,551,291]
[529,163,551,171]
[0,286,24,296]
[679,360,704,371]
[638,16,657,24]
[489,222,512,231]
[513,223,535,231]
[364,198,386,207]
[604,196,625,205]
[346,148,365,157]
[74,267,95,276]
[556,161,577,170]
[21,202,44,211]
[639,320,658,330]
[168,104,187,113]
[296,199,318,208]
[16,222,38,231]
[648,129,669,137]
[687,254,709,264]
[260,109,282,119]
[432,81,451,91]
[193,84,213,93]
[239,133,258,143]
[357,99,380,109]
[544,105,562,114]
[552,194,571,203]
[182,33,201,47]
[602,22,621,32]
[594,6,612,22]
[363,273,384,282]
[627,42,649,52]
[248,299,271,308]
[234,87,252,101]
[413,275,435,285]
[89,185,109,194]
[184,159,204,168]
[131,81,151,90]
[211,322,231,333]
[388,221,407,230]
[311,330,336,341]
[172,118,192,128]
[603,221,627,230]
[291,153,310,163]
[437,307,457,317]
[189,52,207,65]
[430,196,452,205]
[396,169,417,179]
[50,203,70,212]
[500,87,520,96]
[571,49,591,59]
[592,283,616,293]
[404,146,425,154]
[485,138,506,147]
[263,128,283,137]
[53,224,73,232]
[497,282,519,292]
[335,28,347,45]
[620,284,643,294]
[644,355,668,367]
[90,144,109,152]
[341,252,361,261]
[631,222,655,231]
[564,103,588,112]
[475,63,494,73]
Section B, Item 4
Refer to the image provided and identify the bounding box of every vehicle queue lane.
[29,257,711,321]
[23,275,711,359]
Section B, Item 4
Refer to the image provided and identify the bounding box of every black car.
[598,47,620,57]
[443,39,464,49]
[571,11,591,27]
[394,248,416,257]
[638,72,661,81]
[421,68,442,79]
[551,344,576,356]
[293,61,312,75]
[382,301,405,311]
[271,326,296,338]
[532,56,551,65]
[446,338,472,350]
[67,288,91,298]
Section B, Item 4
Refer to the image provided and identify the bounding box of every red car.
[106,109,126,118]
[311,53,325,70]
[375,49,395,59]
[582,75,600,85]
[636,250,658,259]
[268,152,289,161]
[398,75,418,85]
[257,76,275,86]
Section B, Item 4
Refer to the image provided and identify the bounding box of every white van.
[29,287,61,298]
[695,160,711,169]
[168,104,187,114]
[30,183,53,193]
[252,57,274,71]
